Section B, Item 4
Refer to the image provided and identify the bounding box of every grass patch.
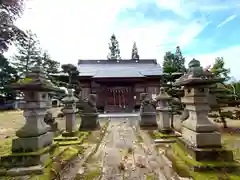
[146,174,156,180]
[83,168,101,180]
[136,134,143,143]
[148,130,181,139]
[166,143,240,180]
[29,145,85,180]
[222,133,240,163]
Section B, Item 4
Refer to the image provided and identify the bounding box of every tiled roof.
[78,59,163,78]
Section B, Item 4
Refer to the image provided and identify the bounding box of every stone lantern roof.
[155,87,172,101]
[173,59,224,86]
[10,66,64,92]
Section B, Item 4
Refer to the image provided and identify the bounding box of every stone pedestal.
[139,93,158,130]
[79,94,100,130]
[0,66,63,176]
[79,113,100,130]
[155,87,173,133]
[173,59,234,171]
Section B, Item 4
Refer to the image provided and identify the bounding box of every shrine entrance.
[105,87,133,112]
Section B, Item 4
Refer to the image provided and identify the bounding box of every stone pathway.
[100,117,181,180]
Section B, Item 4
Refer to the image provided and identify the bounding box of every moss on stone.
[29,145,84,180]
[17,78,33,84]
[168,143,240,180]
[146,174,155,180]
[83,168,101,180]
[148,130,181,139]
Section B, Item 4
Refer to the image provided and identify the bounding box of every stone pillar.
[61,89,79,136]
[156,87,172,133]
[139,93,157,130]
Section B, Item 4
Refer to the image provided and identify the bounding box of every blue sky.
[5,0,240,80]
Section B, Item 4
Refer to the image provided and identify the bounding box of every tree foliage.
[61,64,79,88]
[41,51,60,75]
[0,0,26,52]
[12,29,42,77]
[107,33,121,60]
[0,54,19,99]
[210,57,230,81]
[131,41,139,60]
[162,46,185,74]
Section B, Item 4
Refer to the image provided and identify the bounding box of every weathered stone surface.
[12,132,53,152]
[139,93,157,129]
[79,94,100,130]
[173,59,233,164]
[0,165,44,176]
[0,66,62,175]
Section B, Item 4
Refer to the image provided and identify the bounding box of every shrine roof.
[77,59,163,78]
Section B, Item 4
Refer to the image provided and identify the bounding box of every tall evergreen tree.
[107,33,121,60]
[12,29,42,77]
[131,41,140,60]
[174,46,186,72]
[0,54,19,99]
[210,57,230,81]
[41,51,60,75]
[162,46,186,74]
[0,0,26,52]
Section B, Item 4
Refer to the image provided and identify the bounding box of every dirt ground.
[0,108,64,140]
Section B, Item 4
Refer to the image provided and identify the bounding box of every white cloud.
[3,0,208,67]
[217,14,237,28]
[185,46,240,80]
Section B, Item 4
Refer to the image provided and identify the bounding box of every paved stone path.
[100,117,183,180]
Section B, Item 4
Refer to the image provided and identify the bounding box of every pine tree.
[41,51,60,75]
[131,41,140,60]
[0,54,19,99]
[107,34,121,60]
[12,30,42,77]
[174,46,185,72]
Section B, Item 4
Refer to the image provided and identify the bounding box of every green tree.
[107,33,121,60]
[41,51,60,75]
[0,54,19,99]
[61,64,79,88]
[174,46,186,72]
[210,57,230,81]
[162,46,186,74]
[131,41,139,60]
[0,0,26,52]
[12,29,42,77]
[163,51,176,73]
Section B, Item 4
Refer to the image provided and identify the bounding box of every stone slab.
[181,127,221,148]
[12,132,53,152]
[0,165,44,176]
[0,151,50,168]
[177,137,234,162]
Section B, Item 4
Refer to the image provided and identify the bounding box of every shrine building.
[58,59,163,113]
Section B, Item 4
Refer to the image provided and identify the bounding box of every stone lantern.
[0,66,63,175]
[155,87,173,133]
[61,89,79,136]
[173,59,233,163]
